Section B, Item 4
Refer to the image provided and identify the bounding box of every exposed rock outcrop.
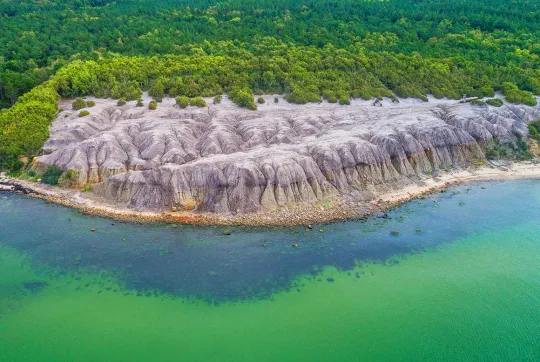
[36,96,540,213]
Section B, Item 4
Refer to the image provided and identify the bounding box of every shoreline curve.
[2,162,540,227]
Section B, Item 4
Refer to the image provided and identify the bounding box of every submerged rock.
[22,281,49,292]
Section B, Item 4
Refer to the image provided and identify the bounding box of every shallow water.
[0,180,539,361]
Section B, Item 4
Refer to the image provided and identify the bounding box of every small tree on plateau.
[190,97,207,107]
[176,96,190,109]
[229,88,257,110]
[72,98,86,110]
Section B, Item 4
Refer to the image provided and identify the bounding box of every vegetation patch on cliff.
[529,120,540,141]
[484,133,534,161]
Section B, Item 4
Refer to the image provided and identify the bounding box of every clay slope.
[37,96,540,213]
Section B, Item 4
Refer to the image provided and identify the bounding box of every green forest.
[1,0,539,170]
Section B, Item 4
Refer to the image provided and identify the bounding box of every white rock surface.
[36,95,540,213]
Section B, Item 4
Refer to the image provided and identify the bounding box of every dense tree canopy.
[0,0,539,170]
[1,0,539,107]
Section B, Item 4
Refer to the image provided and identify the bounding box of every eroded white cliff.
[36,95,540,213]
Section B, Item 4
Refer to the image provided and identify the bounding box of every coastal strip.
[2,162,540,227]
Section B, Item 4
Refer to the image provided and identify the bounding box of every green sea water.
[0,180,539,361]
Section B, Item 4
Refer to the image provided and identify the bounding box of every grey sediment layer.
[34,96,540,217]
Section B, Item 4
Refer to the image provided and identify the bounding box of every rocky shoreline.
[2,162,540,227]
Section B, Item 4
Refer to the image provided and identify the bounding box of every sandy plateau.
[6,94,540,226]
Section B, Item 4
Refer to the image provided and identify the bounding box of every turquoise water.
[0,180,539,361]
